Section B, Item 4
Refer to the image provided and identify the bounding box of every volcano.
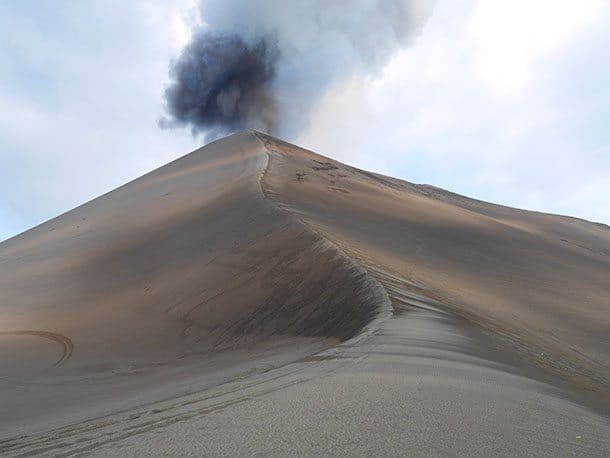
[1,132,609,456]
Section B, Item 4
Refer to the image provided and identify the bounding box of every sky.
[1,0,609,241]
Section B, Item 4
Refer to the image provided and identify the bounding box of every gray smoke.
[160,0,435,141]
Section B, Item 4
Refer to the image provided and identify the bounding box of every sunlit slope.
[257,132,610,389]
[0,132,381,379]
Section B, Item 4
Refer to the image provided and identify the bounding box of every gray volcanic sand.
[1,131,609,456]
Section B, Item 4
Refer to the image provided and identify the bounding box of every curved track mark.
[0,330,74,367]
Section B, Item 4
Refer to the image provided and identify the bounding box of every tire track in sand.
[0,331,73,367]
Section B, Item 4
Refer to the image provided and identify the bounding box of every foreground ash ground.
[1,132,609,456]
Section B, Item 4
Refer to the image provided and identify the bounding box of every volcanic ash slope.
[0,132,386,435]
[257,131,610,391]
[1,131,609,447]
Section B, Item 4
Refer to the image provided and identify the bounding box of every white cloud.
[1,1,609,242]
[300,0,610,224]
[142,0,201,52]
[469,0,604,92]
[0,1,201,241]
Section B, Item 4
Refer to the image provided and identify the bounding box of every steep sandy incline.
[2,132,609,456]
[256,132,610,396]
[0,132,386,436]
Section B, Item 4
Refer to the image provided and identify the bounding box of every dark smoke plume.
[160,1,436,141]
[160,33,278,138]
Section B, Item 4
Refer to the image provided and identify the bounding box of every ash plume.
[160,33,278,138]
[160,0,435,141]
